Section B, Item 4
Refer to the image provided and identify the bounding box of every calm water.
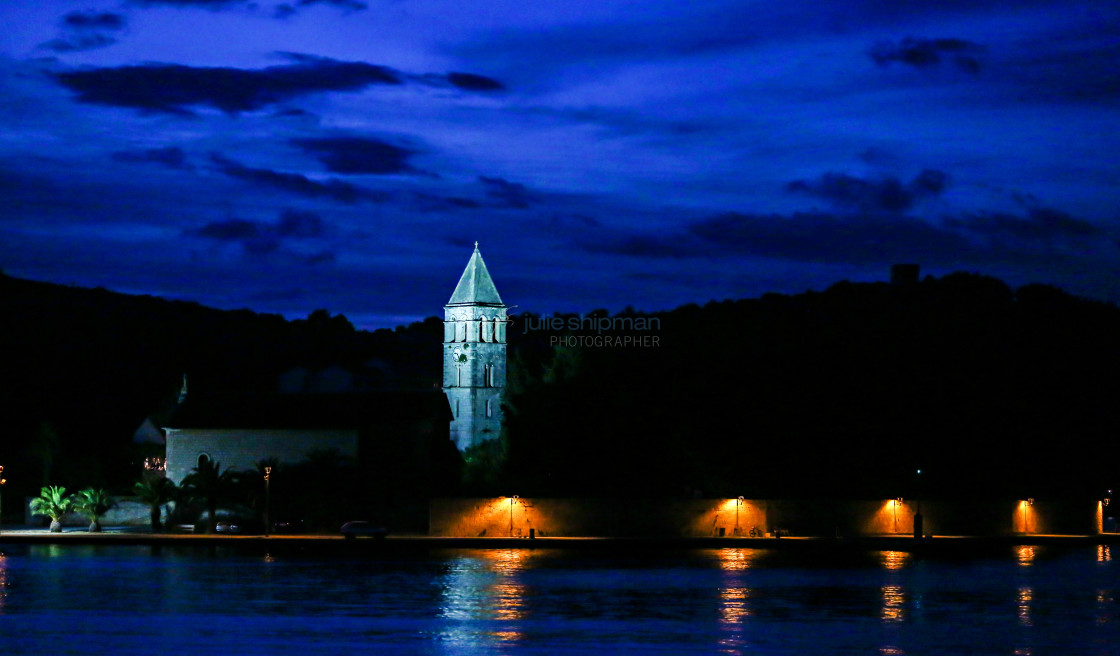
[0,543,1117,654]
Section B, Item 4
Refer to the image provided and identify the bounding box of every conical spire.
[448,242,504,306]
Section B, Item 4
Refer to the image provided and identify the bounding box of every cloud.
[63,11,127,30]
[275,209,326,238]
[412,193,482,212]
[786,169,948,213]
[129,0,249,8]
[947,207,1101,241]
[41,10,127,53]
[53,58,507,114]
[194,217,262,241]
[446,72,505,92]
[42,35,118,53]
[187,209,332,259]
[302,250,337,265]
[54,59,403,114]
[687,211,972,265]
[584,201,1111,271]
[296,0,368,10]
[209,153,380,203]
[274,0,368,18]
[411,71,508,93]
[291,136,420,175]
[111,146,190,169]
[479,176,532,209]
[869,37,984,74]
[584,211,970,265]
[550,214,601,229]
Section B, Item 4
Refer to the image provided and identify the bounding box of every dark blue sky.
[1,0,1117,327]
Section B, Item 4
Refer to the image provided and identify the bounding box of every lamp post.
[263,466,272,537]
[735,496,744,536]
[913,469,923,539]
[0,465,5,534]
[510,495,519,537]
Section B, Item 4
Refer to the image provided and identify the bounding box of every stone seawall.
[430,497,1104,538]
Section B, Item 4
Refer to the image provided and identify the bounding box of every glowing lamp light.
[1028,498,1034,506]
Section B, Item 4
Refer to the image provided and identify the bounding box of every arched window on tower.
[486,399,492,417]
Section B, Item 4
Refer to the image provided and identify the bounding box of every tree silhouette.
[181,459,238,533]
[133,474,177,532]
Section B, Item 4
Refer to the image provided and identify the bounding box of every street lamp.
[0,465,5,534]
[913,469,923,539]
[263,466,272,537]
[735,496,744,536]
[509,495,519,537]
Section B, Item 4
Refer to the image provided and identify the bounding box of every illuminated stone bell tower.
[443,243,507,452]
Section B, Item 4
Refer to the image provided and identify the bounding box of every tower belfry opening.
[443,243,507,451]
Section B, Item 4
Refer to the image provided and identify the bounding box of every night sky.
[1,0,1117,328]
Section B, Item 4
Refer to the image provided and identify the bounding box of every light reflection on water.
[880,550,909,571]
[716,549,759,655]
[881,585,905,623]
[0,543,1114,654]
[0,553,7,614]
[1017,586,1033,626]
[439,549,530,648]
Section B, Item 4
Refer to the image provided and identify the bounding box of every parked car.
[340,521,389,540]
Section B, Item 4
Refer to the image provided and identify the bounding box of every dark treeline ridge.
[0,273,441,499]
[489,273,1120,502]
[3,270,1118,505]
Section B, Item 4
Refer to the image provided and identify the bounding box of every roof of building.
[165,390,452,430]
[447,243,504,307]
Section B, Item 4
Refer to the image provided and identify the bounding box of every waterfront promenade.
[2,527,1119,552]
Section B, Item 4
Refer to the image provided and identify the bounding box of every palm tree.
[182,459,237,533]
[73,488,116,532]
[29,486,72,532]
[133,475,177,532]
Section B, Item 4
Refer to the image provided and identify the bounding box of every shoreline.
[2,530,1119,552]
